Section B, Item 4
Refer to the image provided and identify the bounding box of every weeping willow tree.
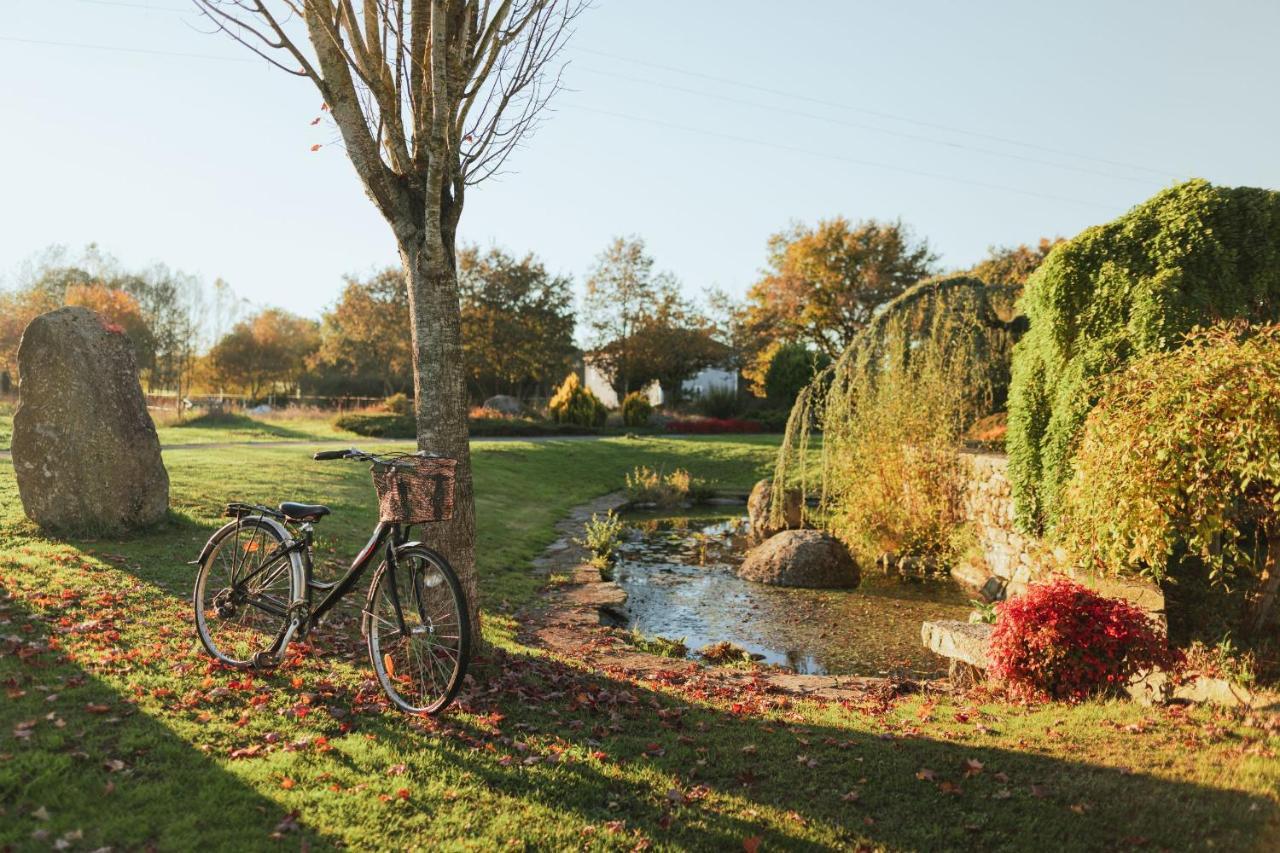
[773,274,1020,565]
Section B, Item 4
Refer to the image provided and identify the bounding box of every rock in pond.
[746,478,804,541]
[738,529,859,589]
[11,306,169,533]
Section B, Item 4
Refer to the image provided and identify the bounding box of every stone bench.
[922,620,992,686]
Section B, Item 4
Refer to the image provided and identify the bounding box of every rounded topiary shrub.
[1007,180,1280,533]
[1059,322,1280,635]
[620,391,653,427]
[547,373,607,428]
[988,577,1178,703]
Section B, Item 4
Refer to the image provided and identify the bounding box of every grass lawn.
[2,434,1279,850]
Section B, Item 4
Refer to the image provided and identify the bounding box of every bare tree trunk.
[398,229,480,643]
[1249,534,1280,636]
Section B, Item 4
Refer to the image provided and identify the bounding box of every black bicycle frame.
[231,521,409,639]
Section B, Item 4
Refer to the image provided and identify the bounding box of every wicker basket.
[371,456,457,524]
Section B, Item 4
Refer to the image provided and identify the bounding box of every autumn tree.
[312,268,414,396]
[743,217,939,362]
[459,246,575,400]
[583,236,712,398]
[595,286,726,403]
[64,283,156,366]
[967,238,1063,287]
[207,308,321,398]
[195,0,584,634]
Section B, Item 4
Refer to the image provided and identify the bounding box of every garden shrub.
[1058,322,1280,635]
[665,417,762,435]
[696,387,742,419]
[624,465,713,506]
[988,577,1179,702]
[762,341,831,406]
[774,275,1019,565]
[620,391,653,427]
[547,373,608,428]
[1007,180,1280,533]
[383,392,411,416]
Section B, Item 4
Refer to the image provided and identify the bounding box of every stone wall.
[954,450,1164,616]
[954,450,1060,595]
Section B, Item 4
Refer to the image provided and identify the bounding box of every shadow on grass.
[350,648,1280,851]
[0,592,336,850]
[168,412,322,441]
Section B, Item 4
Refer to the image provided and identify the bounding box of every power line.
[75,0,191,12]
[560,102,1122,211]
[568,45,1178,179]
[0,34,251,62]
[575,66,1160,187]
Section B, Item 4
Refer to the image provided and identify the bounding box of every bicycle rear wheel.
[194,517,299,667]
[364,546,470,714]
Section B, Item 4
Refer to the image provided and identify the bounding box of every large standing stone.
[746,478,804,541]
[738,529,859,589]
[481,394,522,416]
[11,307,169,532]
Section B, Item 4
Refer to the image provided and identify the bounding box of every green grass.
[2,436,1279,850]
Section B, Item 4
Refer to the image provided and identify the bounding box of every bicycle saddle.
[279,502,331,522]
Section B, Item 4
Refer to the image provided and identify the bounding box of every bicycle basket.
[371,455,457,524]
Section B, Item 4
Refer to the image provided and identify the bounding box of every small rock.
[746,479,804,541]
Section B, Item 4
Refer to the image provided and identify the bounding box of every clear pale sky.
[2,0,1278,319]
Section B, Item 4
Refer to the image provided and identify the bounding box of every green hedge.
[1007,179,1280,532]
[333,413,600,439]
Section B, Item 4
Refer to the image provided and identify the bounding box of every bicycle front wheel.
[365,546,471,714]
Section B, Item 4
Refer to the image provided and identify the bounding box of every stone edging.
[519,492,919,702]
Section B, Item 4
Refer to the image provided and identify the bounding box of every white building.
[582,356,737,408]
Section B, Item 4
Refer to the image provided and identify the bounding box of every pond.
[611,513,974,678]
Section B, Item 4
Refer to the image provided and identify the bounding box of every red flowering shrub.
[988,577,1180,702]
[665,418,763,435]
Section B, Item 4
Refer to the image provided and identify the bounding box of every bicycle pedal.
[251,650,278,669]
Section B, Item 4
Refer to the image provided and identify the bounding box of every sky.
[1,0,1278,323]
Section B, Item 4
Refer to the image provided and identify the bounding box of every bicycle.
[191,448,471,715]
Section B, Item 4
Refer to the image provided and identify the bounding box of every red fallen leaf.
[280,778,295,790]
[938,781,963,796]
[85,703,111,714]
[915,767,937,781]
[643,742,665,758]
[396,788,410,800]
[310,144,323,152]
[589,750,607,761]
[742,836,762,853]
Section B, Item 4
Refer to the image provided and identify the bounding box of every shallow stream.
[612,513,973,678]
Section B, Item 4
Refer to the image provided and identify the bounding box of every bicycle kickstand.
[252,600,310,669]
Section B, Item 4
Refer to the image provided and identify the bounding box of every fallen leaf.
[280,778,296,790]
[742,834,762,853]
[916,767,937,782]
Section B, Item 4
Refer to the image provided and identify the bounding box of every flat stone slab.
[922,620,992,668]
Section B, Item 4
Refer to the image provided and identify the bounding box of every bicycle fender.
[194,516,308,597]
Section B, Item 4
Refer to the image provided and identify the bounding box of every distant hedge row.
[333,413,600,439]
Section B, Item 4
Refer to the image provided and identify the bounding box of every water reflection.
[613,514,973,678]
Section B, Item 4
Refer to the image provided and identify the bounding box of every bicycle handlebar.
[313,448,442,464]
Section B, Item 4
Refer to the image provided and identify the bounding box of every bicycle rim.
[366,547,470,714]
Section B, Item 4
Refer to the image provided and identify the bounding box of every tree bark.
[1249,534,1280,636]
[398,228,480,644]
